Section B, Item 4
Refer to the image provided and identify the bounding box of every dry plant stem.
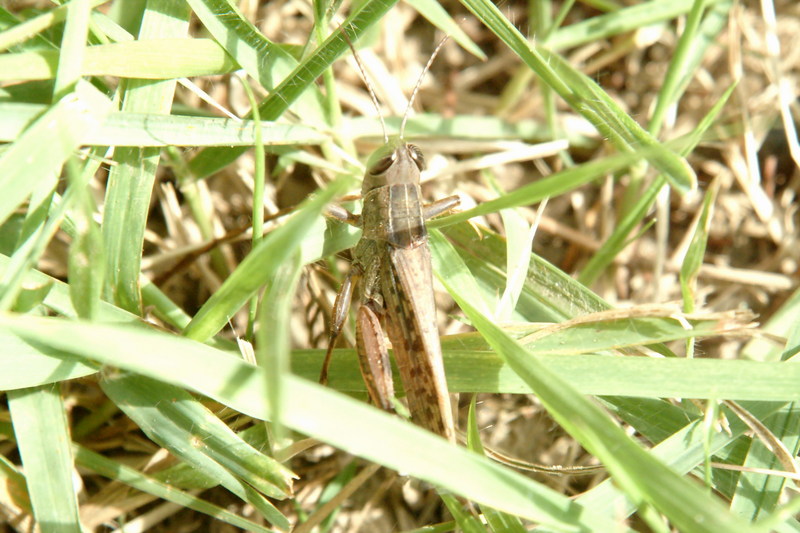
[293,463,383,533]
[723,399,800,481]
[480,442,605,475]
[149,207,295,286]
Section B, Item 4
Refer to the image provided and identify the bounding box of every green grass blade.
[0,251,140,324]
[404,0,486,60]
[458,0,695,192]
[8,384,82,533]
[0,103,326,146]
[649,0,709,134]
[73,445,279,533]
[186,0,326,126]
[66,154,105,320]
[182,177,348,342]
[547,0,700,50]
[100,373,291,529]
[572,400,790,527]
[2,315,626,530]
[293,344,800,401]
[680,181,717,313]
[0,84,112,228]
[0,327,98,388]
[579,83,736,285]
[0,38,236,81]
[429,230,758,533]
[432,149,653,228]
[101,1,190,314]
[440,222,610,322]
[187,0,399,180]
[53,0,91,99]
[257,251,304,443]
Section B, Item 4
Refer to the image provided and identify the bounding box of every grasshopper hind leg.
[356,302,395,411]
[319,270,357,386]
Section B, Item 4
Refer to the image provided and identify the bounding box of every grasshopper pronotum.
[319,37,459,442]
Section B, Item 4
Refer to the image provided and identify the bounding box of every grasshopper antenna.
[399,35,449,140]
[341,27,388,144]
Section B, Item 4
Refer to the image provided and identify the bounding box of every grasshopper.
[319,39,459,442]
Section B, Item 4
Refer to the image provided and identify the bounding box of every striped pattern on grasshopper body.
[321,137,459,442]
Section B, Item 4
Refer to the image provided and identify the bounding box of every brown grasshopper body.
[320,138,459,442]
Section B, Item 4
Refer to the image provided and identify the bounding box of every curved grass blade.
[100,373,292,529]
[3,315,627,530]
[458,0,695,193]
[74,445,278,533]
[182,177,348,342]
[188,0,400,180]
[429,230,758,533]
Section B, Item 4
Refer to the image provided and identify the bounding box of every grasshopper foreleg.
[325,204,360,226]
[423,195,460,221]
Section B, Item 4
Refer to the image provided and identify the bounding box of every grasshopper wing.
[382,243,455,442]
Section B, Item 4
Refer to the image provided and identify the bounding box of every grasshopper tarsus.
[319,342,335,386]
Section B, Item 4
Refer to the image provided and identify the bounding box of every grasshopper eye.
[369,154,394,175]
[408,144,426,171]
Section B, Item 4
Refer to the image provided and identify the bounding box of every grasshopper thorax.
[361,137,426,196]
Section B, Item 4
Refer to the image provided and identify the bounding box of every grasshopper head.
[362,137,425,195]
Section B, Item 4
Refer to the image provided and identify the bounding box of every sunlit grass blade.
[0,104,326,146]
[458,0,695,193]
[182,177,349,343]
[8,384,82,532]
[432,149,655,228]
[67,165,104,320]
[547,0,701,50]
[100,373,291,529]
[53,0,90,99]
[101,2,190,314]
[0,328,98,389]
[291,341,800,401]
[187,0,400,179]
[0,38,236,81]
[257,251,304,443]
[2,315,627,530]
[0,83,112,227]
[343,113,595,146]
[429,230,759,533]
[73,445,277,533]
